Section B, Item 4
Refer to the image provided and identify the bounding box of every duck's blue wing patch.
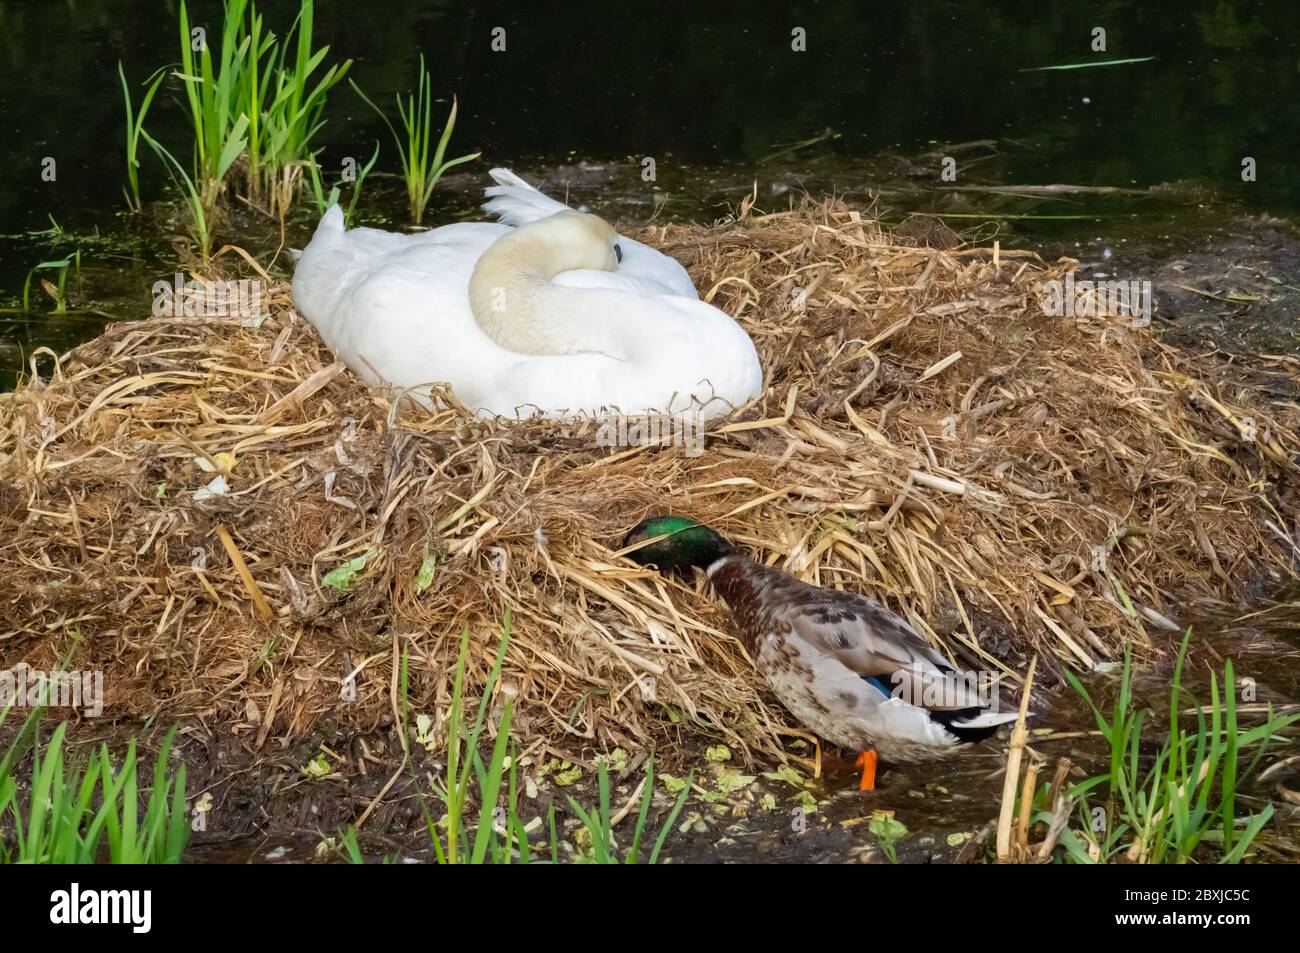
[863,675,893,698]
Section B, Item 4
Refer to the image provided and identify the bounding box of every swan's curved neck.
[468,225,622,357]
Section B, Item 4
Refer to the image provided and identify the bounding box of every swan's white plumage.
[291,171,762,420]
[481,168,570,227]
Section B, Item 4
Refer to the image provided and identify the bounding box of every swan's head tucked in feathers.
[467,210,627,356]
[504,210,622,275]
[543,210,622,271]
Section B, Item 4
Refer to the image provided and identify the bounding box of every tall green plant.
[117,63,166,212]
[173,0,348,221]
[566,754,692,864]
[256,0,350,215]
[176,0,251,216]
[351,54,478,223]
[425,614,515,864]
[141,130,215,258]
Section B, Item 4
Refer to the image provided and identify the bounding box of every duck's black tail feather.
[928,707,1021,743]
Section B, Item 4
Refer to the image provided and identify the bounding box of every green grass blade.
[648,769,694,864]
[624,754,655,864]
[469,699,514,864]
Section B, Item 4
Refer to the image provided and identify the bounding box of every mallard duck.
[623,516,1019,789]
[291,169,762,420]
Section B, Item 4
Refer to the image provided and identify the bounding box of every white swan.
[291,169,763,420]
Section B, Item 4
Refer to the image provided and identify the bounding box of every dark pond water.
[2,0,1299,384]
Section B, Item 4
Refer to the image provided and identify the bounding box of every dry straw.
[2,199,1296,764]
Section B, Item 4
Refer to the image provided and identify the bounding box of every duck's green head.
[623,515,734,573]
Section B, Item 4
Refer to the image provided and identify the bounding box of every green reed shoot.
[351,54,478,223]
[306,141,380,224]
[141,130,215,258]
[22,251,80,313]
[176,0,251,216]
[173,0,347,220]
[566,754,692,864]
[256,0,350,215]
[340,612,689,864]
[424,613,514,864]
[117,62,166,213]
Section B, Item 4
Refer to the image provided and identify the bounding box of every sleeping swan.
[291,169,763,420]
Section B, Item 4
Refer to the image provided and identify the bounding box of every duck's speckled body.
[625,516,1019,773]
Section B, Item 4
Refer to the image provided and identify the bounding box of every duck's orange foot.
[855,750,878,791]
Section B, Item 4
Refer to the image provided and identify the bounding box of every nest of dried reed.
[2,199,1297,763]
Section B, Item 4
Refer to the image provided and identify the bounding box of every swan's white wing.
[293,212,511,402]
[317,239,513,403]
[481,168,571,226]
[293,208,506,338]
[551,265,681,297]
[483,168,699,298]
[492,289,763,420]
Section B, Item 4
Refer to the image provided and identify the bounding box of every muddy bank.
[5,603,1289,864]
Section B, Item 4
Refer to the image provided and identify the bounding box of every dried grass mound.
[2,199,1297,761]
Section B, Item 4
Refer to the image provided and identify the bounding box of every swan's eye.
[614,244,623,264]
